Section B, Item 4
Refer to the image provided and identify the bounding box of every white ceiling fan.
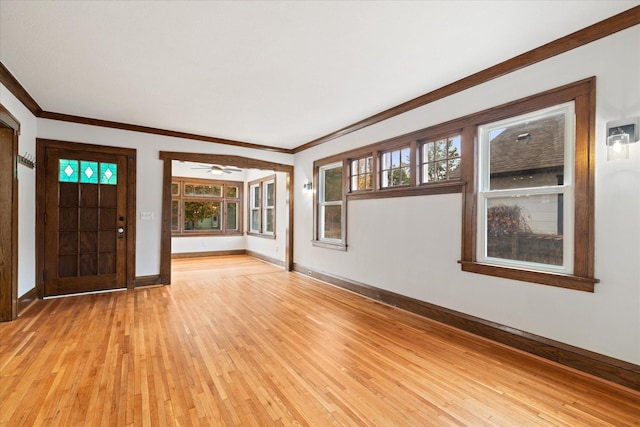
[191,164,242,175]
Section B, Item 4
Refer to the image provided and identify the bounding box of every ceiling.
[1,1,637,151]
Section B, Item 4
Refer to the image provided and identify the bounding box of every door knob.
[117,226,125,238]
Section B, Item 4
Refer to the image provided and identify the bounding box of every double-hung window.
[477,103,574,274]
[315,161,345,248]
[248,175,276,237]
[460,78,597,291]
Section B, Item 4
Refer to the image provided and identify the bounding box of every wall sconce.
[303,181,313,191]
[606,118,639,161]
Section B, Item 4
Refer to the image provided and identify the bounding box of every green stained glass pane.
[80,161,99,184]
[100,163,117,185]
[59,159,79,182]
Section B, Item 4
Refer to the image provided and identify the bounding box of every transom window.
[171,177,242,236]
[380,147,410,188]
[59,159,117,185]
[349,156,373,192]
[420,136,461,183]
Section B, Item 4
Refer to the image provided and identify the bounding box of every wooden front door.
[43,147,129,296]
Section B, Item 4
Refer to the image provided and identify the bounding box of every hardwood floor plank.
[1,255,639,426]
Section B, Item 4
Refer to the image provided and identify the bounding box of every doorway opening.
[159,152,294,284]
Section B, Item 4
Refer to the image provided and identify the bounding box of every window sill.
[172,232,244,238]
[348,181,463,201]
[458,261,598,292]
[312,240,347,251]
[247,232,276,240]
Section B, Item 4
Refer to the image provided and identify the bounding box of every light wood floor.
[1,256,639,426]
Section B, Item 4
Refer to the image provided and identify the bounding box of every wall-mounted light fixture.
[303,181,313,191]
[606,118,639,161]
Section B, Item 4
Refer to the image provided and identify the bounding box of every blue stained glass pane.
[80,161,99,184]
[59,159,78,182]
[100,163,117,185]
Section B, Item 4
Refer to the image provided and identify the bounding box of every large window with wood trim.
[460,78,596,291]
[171,177,243,236]
[248,175,276,237]
[477,103,574,274]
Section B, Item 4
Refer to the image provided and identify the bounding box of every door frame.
[0,104,20,321]
[159,151,294,284]
[36,138,137,297]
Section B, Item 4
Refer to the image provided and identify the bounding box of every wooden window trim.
[459,78,598,291]
[171,176,243,237]
[247,175,277,239]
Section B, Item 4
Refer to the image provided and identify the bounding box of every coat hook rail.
[18,152,35,169]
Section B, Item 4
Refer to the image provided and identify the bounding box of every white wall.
[245,169,288,264]
[0,83,37,298]
[37,119,293,276]
[293,26,640,364]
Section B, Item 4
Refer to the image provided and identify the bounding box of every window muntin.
[350,156,373,192]
[247,176,276,237]
[318,162,343,242]
[477,103,574,274]
[171,177,242,236]
[420,136,461,183]
[380,147,410,188]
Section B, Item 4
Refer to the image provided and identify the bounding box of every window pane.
[79,161,99,184]
[486,195,563,266]
[183,201,221,231]
[322,205,342,240]
[435,140,447,160]
[171,182,179,195]
[251,209,260,231]
[171,200,179,231]
[323,166,342,202]
[213,186,222,197]
[252,185,260,208]
[265,208,274,233]
[99,163,117,185]
[489,112,565,190]
[226,202,238,231]
[184,184,194,196]
[59,159,79,182]
[226,186,238,198]
[265,182,275,207]
[401,148,410,166]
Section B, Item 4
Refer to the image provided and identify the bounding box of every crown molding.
[0,62,42,116]
[38,111,293,154]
